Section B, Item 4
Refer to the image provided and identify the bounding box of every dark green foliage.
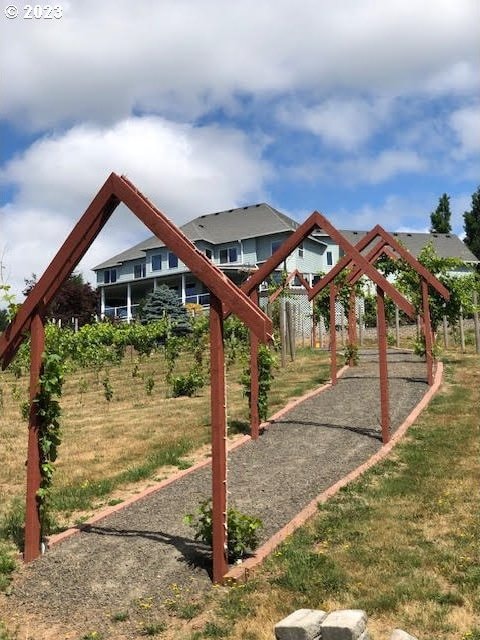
[241,345,277,421]
[395,242,477,332]
[170,367,205,397]
[430,193,452,233]
[142,285,191,334]
[184,498,263,561]
[23,272,98,327]
[35,352,64,538]
[0,308,8,331]
[464,185,480,262]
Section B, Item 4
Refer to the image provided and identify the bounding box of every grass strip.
[197,354,479,640]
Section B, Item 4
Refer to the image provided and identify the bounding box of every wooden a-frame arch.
[233,211,447,445]
[0,173,272,583]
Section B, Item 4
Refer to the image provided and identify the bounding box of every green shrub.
[184,498,263,561]
[171,367,205,397]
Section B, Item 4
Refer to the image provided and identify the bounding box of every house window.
[152,254,162,271]
[168,252,178,269]
[185,281,197,303]
[298,242,304,258]
[104,268,117,284]
[326,251,333,266]
[134,263,146,279]
[205,248,213,260]
[219,247,238,264]
[271,240,282,255]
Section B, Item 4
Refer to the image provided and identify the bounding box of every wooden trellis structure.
[0,173,273,583]
[237,212,448,445]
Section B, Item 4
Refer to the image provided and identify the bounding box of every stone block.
[320,609,368,640]
[275,608,327,640]
[390,630,418,640]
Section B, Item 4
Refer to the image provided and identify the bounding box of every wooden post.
[24,313,45,562]
[279,298,287,367]
[329,284,337,385]
[311,318,316,349]
[340,307,345,346]
[421,279,434,386]
[359,302,364,347]
[249,289,260,439]
[443,315,449,349]
[376,286,390,444]
[209,294,228,583]
[348,291,357,343]
[473,291,480,355]
[459,308,466,353]
[395,305,400,348]
[286,301,295,361]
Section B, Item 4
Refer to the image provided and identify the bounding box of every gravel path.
[2,350,429,638]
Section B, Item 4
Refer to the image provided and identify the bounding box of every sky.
[1,0,479,300]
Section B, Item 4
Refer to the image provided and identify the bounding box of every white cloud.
[0,0,478,129]
[0,116,270,298]
[287,149,426,186]
[449,104,480,155]
[276,97,392,150]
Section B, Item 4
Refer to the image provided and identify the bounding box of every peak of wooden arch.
[0,173,272,369]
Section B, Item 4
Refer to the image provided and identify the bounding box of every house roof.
[337,230,479,264]
[93,202,479,271]
[93,203,299,269]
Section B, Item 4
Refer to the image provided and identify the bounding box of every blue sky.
[1,0,479,298]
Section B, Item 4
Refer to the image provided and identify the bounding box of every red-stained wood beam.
[376,286,390,444]
[329,284,337,385]
[24,313,44,562]
[210,294,229,583]
[422,279,434,386]
[308,225,386,300]
[0,177,121,369]
[249,289,260,439]
[268,270,311,304]
[371,226,450,300]
[113,176,272,343]
[1,173,273,371]
[307,214,416,319]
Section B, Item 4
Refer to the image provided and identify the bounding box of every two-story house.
[93,203,478,323]
[93,203,335,321]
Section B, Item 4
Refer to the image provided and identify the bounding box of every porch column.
[181,273,186,305]
[126,283,132,324]
[100,287,105,319]
[153,278,158,291]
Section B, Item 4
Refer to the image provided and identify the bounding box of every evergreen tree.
[430,193,452,233]
[463,186,480,262]
[142,285,191,334]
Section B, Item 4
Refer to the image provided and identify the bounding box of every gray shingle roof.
[339,230,478,263]
[93,203,479,271]
[93,203,299,269]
